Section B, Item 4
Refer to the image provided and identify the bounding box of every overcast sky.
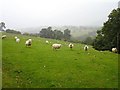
[0,0,119,29]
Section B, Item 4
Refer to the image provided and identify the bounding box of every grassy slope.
[2,33,118,88]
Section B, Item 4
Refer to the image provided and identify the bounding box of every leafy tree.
[63,29,71,41]
[93,8,120,53]
[53,30,63,40]
[40,27,64,40]
[39,27,53,38]
[83,37,94,45]
[39,27,71,41]
[0,22,6,31]
[39,28,48,38]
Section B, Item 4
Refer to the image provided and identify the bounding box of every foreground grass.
[2,33,118,88]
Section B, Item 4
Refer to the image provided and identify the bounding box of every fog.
[0,0,119,30]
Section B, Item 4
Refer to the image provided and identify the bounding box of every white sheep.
[112,48,117,53]
[68,43,74,49]
[2,35,6,39]
[25,39,32,47]
[52,43,61,50]
[46,40,49,44]
[28,39,32,42]
[15,36,18,40]
[84,45,89,51]
[16,38,20,43]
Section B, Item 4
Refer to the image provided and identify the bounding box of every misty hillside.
[20,26,101,40]
[52,26,101,41]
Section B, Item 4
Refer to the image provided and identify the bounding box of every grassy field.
[2,32,118,88]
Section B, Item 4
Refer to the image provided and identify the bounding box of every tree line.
[0,24,71,41]
[39,27,71,41]
[6,29,21,34]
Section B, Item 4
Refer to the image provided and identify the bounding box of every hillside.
[2,32,118,88]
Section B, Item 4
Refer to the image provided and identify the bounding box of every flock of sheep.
[1,34,118,53]
[14,36,32,47]
[46,40,89,51]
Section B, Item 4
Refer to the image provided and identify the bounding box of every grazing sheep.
[16,38,20,43]
[28,38,32,42]
[15,36,18,40]
[25,39,32,47]
[68,43,74,49]
[46,40,49,44]
[84,45,89,51]
[52,43,61,50]
[2,35,6,39]
[112,48,117,53]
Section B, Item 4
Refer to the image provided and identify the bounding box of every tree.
[46,27,53,38]
[39,27,72,41]
[39,27,53,38]
[93,8,120,53]
[0,22,6,31]
[53,30,63,40]
[40,28,47,38]
[39,27,64,40]
[83,37,94,45]
[63,29,71,41]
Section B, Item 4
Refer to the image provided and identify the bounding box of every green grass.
[0,32,2,88]
[2,32,118,88]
